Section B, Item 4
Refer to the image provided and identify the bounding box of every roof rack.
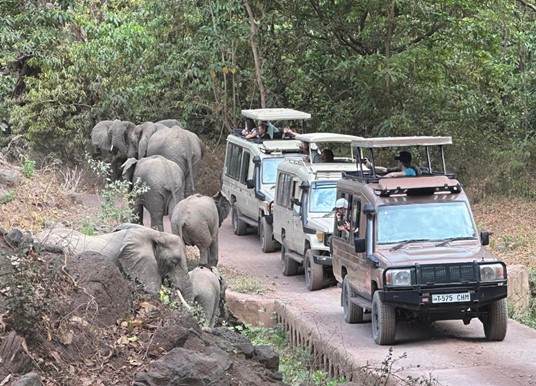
[352,136,453,179]
[373,175,462,197]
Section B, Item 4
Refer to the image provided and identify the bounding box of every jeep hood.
[260,185,276,202]
[376,243,497,266]
[306,215,333,233]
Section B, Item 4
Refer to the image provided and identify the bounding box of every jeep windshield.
[377,202,477,245]
[262,158,286,184]
[309,182,337,213]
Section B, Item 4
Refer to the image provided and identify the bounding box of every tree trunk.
[244,0,266,108]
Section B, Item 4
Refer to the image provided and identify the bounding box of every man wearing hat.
[365,151,418,177]
[334,198,358,239]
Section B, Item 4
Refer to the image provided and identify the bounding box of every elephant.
[90,119,135,181]
[127,120,183,159]
[189,266,227,328]
[34,224,193,301]
[122,155,186,231]
[145,127,205,197]
[170,192,231,267]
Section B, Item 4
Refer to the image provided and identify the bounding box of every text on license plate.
[431,292,471,303]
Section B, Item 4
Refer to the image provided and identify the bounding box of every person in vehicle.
[299,141,321,163]
[250,123,270,140]
[241,118,256,137]
[282,125,299,139]
[366,151,418,177]
[320,149,335,162]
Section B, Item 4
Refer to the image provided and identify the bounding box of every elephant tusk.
[175,289,192,311]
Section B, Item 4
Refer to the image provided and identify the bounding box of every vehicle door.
[273,172,292,244]
[349,196,373,299]
[290,178,306,253]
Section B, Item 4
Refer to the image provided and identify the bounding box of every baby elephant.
[190,266,227,328]
[171,192,231,267]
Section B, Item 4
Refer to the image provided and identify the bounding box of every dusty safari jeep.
[331,136,508,345]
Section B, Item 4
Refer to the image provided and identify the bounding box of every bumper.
[382,284,507,313]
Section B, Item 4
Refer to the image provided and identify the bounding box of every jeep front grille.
[419,264,477,285]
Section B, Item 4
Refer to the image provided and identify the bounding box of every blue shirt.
[404,168,416,176]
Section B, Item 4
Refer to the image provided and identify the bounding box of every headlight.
[480,263,505,282]
[385,268,415,286]
[316,231,325,242]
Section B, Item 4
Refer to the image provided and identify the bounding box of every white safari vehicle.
[221,108,310,252]
[272,132,367,290]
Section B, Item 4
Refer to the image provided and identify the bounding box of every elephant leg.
[199,248,210,267]
[149,210,164,232]
[207,240,219,267]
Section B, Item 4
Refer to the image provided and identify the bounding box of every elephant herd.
[55,118,234,327]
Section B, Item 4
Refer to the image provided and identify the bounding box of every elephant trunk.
[112,132,129,156]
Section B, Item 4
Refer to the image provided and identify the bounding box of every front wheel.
[260,217,275,253]
[342,276,363,323]
[232,204,248,236]
[304,250,324,291]
[482,298,508,341]
[281,240,299,276]
[372,291,396,345]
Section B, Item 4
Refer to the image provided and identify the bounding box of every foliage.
[22,156,36,178]
[85,157,149,231]
[1,244,62,340]
[0,191,15,204]
[2,0,536,195]
[238,324,347,386]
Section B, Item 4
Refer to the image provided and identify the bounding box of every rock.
[152,324,190,351]
[507,264,530,318]
[212,327,255,358]
[13,372,43,386]
[0,332,34,377]
[132,347,232,386]
[0,166,20,187]
[253,345,280,371]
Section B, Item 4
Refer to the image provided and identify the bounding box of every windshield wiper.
[434,236,476,247]
[390,239,431,251]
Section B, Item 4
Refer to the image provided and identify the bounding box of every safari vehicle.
[272,133,365,291]
[221,108,310,252]
[331,136,508,345]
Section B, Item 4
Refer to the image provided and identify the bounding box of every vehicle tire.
[372,291,396,345]
[483,298,508,341]
[232,204,248,236]
[281,240,299,276]
[304,250,324,291]
[260,217,275,253]
[342,276,363,323]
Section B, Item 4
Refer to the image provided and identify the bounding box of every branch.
[517,0,536,12]
[243,0,266,108]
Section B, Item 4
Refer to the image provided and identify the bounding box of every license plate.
[431,292,471,303]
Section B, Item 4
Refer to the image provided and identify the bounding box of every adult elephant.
[34,224,193,300]
[122,155,186,232]
[146,127,204,197]
[90,119,135,181]
[127,120,182,159]
[189,266,227,328]
[170,192,231,267]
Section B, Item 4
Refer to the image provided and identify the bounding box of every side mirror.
[354,237,366,253]
[246,179,255,189]
[480,230,491,246]
[290,198,302,206]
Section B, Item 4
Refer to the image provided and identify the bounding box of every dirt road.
[217,217,536,386]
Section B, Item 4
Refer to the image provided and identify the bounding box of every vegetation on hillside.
[2,0,536,195]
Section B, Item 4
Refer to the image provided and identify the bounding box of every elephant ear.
[121,158,138,180]
[118,227,162,294]
[213,191,231,227]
